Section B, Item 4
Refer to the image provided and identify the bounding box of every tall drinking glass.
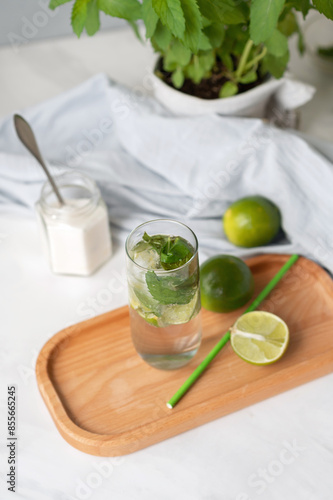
[126,220,201,370]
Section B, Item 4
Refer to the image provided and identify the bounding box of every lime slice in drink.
[160,291,199,326]
[230,311,289,365]
[139,312,159,327]
[129,286,161,326]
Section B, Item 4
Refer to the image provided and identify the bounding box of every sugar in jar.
[35,171,112,276]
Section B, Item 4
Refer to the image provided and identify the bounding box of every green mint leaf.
[278,11,298,37]
[185,55,206,83]
[49,0,72,9]
[181,0,202,53]
[288,0,311,18]
[198,32,212,50]
[197,0,246,25]
[142,233,193,270]
[219,0,248,24]
[146,271,196,305]
[152,21,172,50]
[171,67,185,88]
[85,0,100,35]
[128,20,143,40]
[142,232,168,253]
[250,0,285,44]
[297,28,305,55]
[185,51,215,82]
[261,50,289,78]
[203,23,225,48]
[318,45,333,59]
[160,237,193,269]
[164,39,192,68]
[71,0,89,37]
[98,0,142,21]
[163,59,178,71]
[239,70,257,84]
[200,51,216,71]
[196,0,217,20]
[202,16,212,28]
[265,29,289,57]
[152,0,186,39]
[219,81,238,97]
[142,0,159,38]
[313,0,333,20]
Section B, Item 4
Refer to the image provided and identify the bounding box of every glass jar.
[35,171,112,276]
[126,219,201,370]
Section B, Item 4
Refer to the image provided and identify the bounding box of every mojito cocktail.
[126,220,201,370]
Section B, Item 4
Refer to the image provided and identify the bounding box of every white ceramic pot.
[150,60,316,118]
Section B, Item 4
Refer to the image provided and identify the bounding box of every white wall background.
[0,0,125,46]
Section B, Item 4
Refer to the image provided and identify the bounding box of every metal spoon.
[14,114,65,206]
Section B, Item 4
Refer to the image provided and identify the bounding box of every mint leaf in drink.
[134,288,161,316]
[146,271,196,305]
[142,232,168,253]
[142,232,194,270]
[160,236,193,270]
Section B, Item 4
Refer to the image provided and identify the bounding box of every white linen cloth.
[0,73,332,272]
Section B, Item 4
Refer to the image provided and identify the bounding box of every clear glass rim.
[39,171,100,217]
[125,218,199,274]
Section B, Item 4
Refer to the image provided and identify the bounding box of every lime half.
[230,311,289,365]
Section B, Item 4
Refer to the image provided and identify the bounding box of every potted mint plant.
[49,0,332,116]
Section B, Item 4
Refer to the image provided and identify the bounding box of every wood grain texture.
[36,255,333,456]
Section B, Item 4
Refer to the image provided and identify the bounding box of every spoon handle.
[13,114,65,206]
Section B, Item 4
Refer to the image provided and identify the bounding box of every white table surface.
[0,27,333,500]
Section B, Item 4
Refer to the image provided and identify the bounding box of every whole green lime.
[223,196,281,248]
[200,255,254,313]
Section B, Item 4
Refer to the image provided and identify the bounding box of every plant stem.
[235,39,254,79]
[243,46,267,73]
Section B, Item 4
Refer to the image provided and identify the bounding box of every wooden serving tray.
[36,255,333,456]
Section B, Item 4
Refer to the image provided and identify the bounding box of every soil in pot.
[156,58,268,100]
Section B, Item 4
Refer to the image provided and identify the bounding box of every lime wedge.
[160,291,200,326]
[230,311,289,365]
[129,288,160,326]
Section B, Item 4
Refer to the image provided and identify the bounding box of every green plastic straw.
[166,253,299,409]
